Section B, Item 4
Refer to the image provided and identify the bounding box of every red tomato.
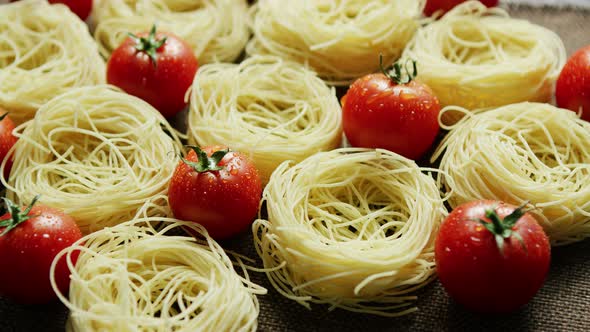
[168,146,262,240]
[10,0,92,21]
[435,200,551,313]
[107,25,199,118]
[0,110,18,179]
[342,60,440,160]
[0,196,82,304]
[556,45,590,122]
[424,0,499,16]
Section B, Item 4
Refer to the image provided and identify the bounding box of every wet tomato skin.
[556,45,590,122]
[424,0,499,16]
[0,109,18,179]
[0,205,82,304]
[107,30,198,118]
[435,200,551,313]
[11,0,93,20]
[342,73,440,160]
[168,146,262,240]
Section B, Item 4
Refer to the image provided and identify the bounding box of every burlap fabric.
[1,4,589,332]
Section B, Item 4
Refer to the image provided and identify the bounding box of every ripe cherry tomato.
[424,0,499,16]
[10,0,92,21]
[0,196,82,304]
[435,200,551,313]
[168,146,262,240]
[556,45,590,122]
[0,110,18,179]
[342,59,440,160]
[107,25,199,118]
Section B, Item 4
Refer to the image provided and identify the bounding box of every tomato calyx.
[0,195,40,237]
[379,54,417,85]
[475,203,528,255]
[128,24,167,67]
[181,145,229,173]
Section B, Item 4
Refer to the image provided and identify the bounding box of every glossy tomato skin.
[0,205,82,304]
[0,109,18,179]
[107,31,198,118]
[342,73,440,160]
[50,0,93,20]
[11,0,92,21]
[424,0,498,16]
[556,45,590,122]
[168,146,262,240]
[435,200,551,313]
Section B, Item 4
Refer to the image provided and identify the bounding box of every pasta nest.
[434,102,590,245]
[94,0,250,63]
[2,85,182,234]
[188,55,342,184]
[401,1,566,123]
[0,0,105,124]
[51,218,265,332]
[254,148,447,316]
[247,0,424,85]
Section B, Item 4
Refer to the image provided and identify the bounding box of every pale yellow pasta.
[253,148,447,316]
[2,85,182,234]
[247,0,424,85]
[402,1,566,123]
[94,0,249,63]
[188,55,342,184]
[0,0,105,124]
[51,217,266,332]
[433,102,590,245]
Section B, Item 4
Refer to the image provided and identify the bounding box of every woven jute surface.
[1,4,589,332]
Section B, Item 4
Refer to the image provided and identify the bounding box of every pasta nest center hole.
[305,170,412,243]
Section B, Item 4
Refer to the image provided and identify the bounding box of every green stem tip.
[0,195,41,237]
[476,202,529,255]
[181,145,229,173]
[128,24,167,67]
[379,54,418,85]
